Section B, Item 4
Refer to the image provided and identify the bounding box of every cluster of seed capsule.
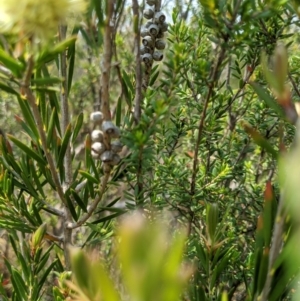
[90,111,123,166]
[140,0,168,64]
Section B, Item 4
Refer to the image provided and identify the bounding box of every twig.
[67,172,110,229]
[21,56,67,207]
[100,0,115,150]
[59,24,73,270]
[190,47,227,196]
[132,0,142,124]
[69,1,115,228]
[288,72,300,98]
[40,200,64,217]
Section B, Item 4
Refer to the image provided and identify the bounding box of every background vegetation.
[0,0,300,300]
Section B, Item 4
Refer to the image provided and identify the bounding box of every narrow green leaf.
[257,248,269,294]
[250,82,284,118]
[150,70,160,86]
[71,189,87,213]
[71,112,83,144]
[37,36,77,65]
[122,70,134,95]
[11,268,28,300]
[0,48,24,77]
[115,95,122,127]
[31,77,62,85]
[65,193,78,221]
[29,160,46,198]
[92,212,124,224]
[67,26,80,94]
[0,82,19,95]
[57,124,72,168]
[46,108,57,148]
[242,123,278,160]
[7,135,45,165]
[17,96,40,140]
[79,170,99,184]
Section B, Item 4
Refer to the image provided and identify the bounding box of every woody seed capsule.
[90,111,103,124]
[154,12,166,24]
[141,27,149,37]
[140,46,151,55]
[91,130,104,142]
[142,36,154,47]
[155,39,166,50]
[144,8,154,19]
[149,24,159,36]
[159,22,168,32]
[111,140,123,153]
[153,51,163,61]
[102,121,120,138]
[141,53,153,64]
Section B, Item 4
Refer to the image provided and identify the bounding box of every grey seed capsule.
[141,27,149,37]
[140,46,151,55]
[159,22,168,32]
[101,150,114,163]
[91,130,104,142]
[91,142,105,155]
[155,39,166,50]
[91,150,100,159]
[154,12,166,24]
[145,21,154,28]
[111,140,123,153]
[141,53,153,64]
[153,51,163,61]
[149,24,159,36]
[111,154,121,165]
[144,8,154,19]
[142,36,154,47]
[90,111,103,124]
[102,121,121,138]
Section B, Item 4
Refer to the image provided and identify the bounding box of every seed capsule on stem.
[91,130,104,142]
[141,53,153,64]
[102,121,121,138]
[153,51,163,61]
[142,36,154,47]
[144,8,154,19]
[154,12,166,24]
[90,111,103,125]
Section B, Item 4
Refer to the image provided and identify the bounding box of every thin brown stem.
[67,172,110,229]
[132,0,142,124]
[59,24,73,270]
[190,48,227,196]
[100,0,115,150]
[21,56,67,207]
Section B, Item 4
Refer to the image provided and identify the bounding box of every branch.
[68,1,115,229]
[190,47,227,196]
[100,0,115,149]
[132,0,142,124]
[21,56,67,207]
[67,172,110,229]
[59,24,73,270]
[288,72,300,98]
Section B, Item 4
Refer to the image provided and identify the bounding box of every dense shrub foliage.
[1,0,300,300]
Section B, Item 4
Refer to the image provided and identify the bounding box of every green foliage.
[0,0,300,300]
